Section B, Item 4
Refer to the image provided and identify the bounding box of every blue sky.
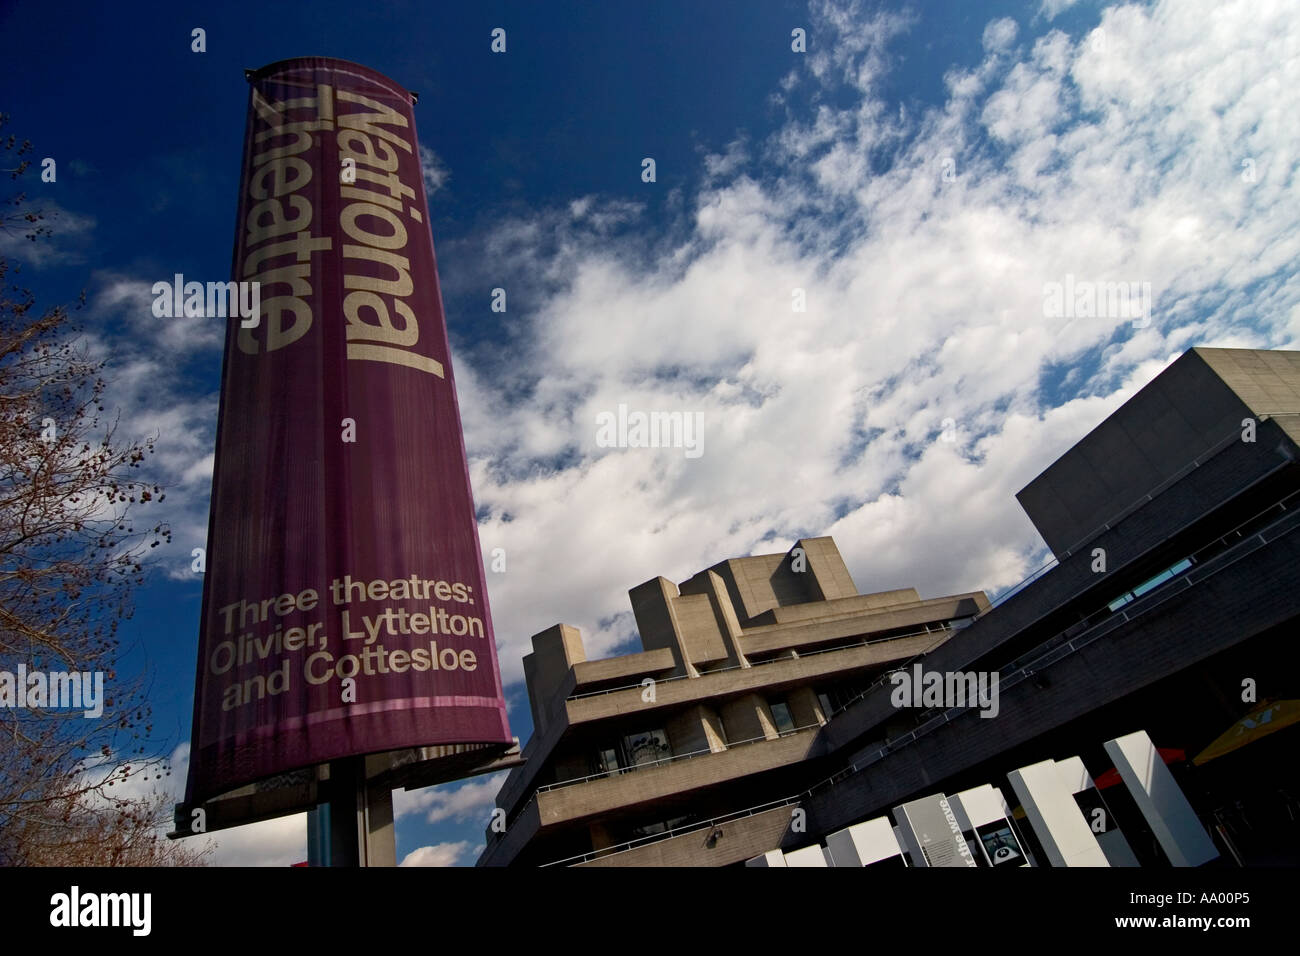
[2,0,1297,865]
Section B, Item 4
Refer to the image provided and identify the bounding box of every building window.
[622,728,672,767]
[817,679,874,716]
[629,814,693,841]
[769,699,796,734]
[592,746,622,777]
[591,729,673,776]
[1107,556,1193,612]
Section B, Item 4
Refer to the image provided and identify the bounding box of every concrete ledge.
[571,647,677,691]
[752,588,922,626]
[741,595,984,656]
[565,632,946,726]
[575,804,800,867]
[537,727,821,827]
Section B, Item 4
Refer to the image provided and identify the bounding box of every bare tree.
[0,111,51,243]
[0,113,204,865]
[3,772,210,867]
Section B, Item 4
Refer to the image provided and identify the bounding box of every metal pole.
[325,757,396,867]
[307,803,331,866]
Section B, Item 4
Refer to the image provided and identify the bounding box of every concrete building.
[479,347,1300,867]
[477,538,988,866]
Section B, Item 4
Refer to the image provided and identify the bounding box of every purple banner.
[185,58,511,805]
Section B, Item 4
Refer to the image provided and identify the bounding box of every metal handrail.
[540,796,803,867]
[535,722,821,794]
[972,422,1255,618]
[824,630,954,719]
[980,554,1059,611]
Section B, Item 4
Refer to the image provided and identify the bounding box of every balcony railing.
[978,421,1260,614]
[540,797,802,867]
[535,721,821,794]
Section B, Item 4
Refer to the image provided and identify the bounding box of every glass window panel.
[1109,556,1192,611]
[593,746,621,775]
[770,700,796,734]
[622,729,671,767]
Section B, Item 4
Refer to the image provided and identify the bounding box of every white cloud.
[419,143,450,197]
[394,772,507,825]
[207,813,308,867]
[161,742,306,866]
[0,201,94,266]
[96,272,224,354]
[1040,0,1083,20]
[76,269,224,580]
[442,0,1300,702]
[76,742,309,866]
[983,17,1019,53]
[703,138,750,180]
[399,841,476,866]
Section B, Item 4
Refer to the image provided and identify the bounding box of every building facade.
[479,347,1300,867]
